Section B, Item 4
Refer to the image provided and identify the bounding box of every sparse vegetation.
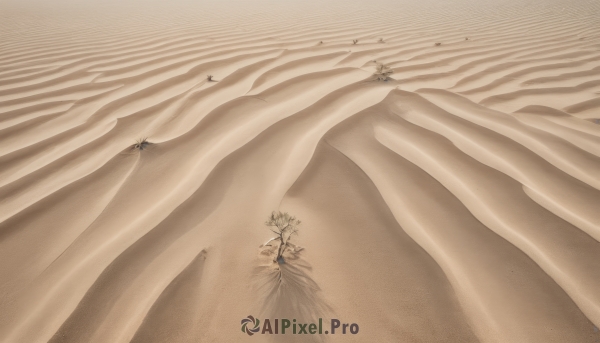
[319,41,323,44]
[352,39,359,45]
[263,211,302,263]
[207,75,214,81]
[435,42,442,46]
[373,62,394,81]
[132,138,150,150]
[465,37,469,40]
[379,38,385,43]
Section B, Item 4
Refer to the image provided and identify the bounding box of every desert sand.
[0,0,599,342]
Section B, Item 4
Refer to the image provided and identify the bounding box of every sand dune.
[0,0,599,342]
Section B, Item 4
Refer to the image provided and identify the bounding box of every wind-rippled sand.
[0,0,599,342]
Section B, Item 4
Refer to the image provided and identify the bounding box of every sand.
[0,0,599,342]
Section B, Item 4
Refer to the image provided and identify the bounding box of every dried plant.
[435,42,442,46]
[263,211,301,263]
[132,137,150,150]
[379,38,385,43]
[352,39,359,45]
[373,62,394,81]
[207,75,214,81]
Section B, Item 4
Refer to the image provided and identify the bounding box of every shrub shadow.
[253,249,333,342]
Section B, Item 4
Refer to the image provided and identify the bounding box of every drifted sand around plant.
[0,0,599,342]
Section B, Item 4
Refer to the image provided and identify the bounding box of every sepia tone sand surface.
[0,0,599,342]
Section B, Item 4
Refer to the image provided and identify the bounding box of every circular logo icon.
[241,315,261,336]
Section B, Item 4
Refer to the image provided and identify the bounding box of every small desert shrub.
[207,75,213,81]
[352,39,359,45]
[379,38,385,43]
[319,41,323,44]
[263,211,301,263]
[132,138,150,150]
[435,42,442,46]
[373,62,394,81]
[465,37,469,40]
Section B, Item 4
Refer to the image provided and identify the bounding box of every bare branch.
[261,237,281,247]
[262,211,303,263]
